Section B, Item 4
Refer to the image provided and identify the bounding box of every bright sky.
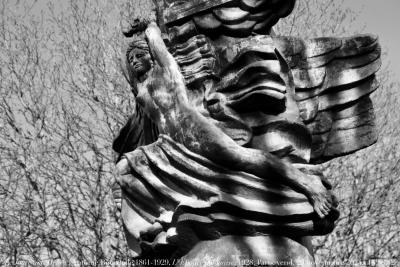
[25,0,400,80]
[344,0,400,80]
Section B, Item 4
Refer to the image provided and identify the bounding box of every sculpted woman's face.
[128,47,152,79]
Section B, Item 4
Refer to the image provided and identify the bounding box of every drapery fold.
[120,135,338,250]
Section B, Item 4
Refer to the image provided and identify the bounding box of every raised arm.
[119,22,336,219]
[145,22,183,85]
[145,23,180,73]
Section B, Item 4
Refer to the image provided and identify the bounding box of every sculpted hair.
[126,39,150,63]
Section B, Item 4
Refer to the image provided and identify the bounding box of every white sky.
[344,0,400,80]
[26,0,400,80]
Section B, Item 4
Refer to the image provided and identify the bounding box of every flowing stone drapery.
[119,135,338,254]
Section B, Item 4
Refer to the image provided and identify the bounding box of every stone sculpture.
[112,0,381,265]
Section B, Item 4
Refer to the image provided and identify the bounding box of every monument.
[112,0,381,265]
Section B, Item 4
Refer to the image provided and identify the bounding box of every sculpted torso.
[112,1,381,262]
[117,23,334,223]
[114,25,336,262]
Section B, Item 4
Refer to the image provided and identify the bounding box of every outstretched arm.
[123,22,335,218]
[145,22,179,73]
[144,22,189,107]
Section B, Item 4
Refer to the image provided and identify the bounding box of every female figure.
[117,22,334,219]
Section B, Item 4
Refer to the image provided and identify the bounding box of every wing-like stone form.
[115,1,381,262]
[274,35,381,162]
[171,34,217,85]
[157,0,295,36]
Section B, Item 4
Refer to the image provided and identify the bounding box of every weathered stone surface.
[292,68,326,91]
[332,94,375,120]
[176,235,315,267]
[270,35,380,161]
[168,21,197,44]
[160,0,295,36]
[274,34,379,69]
[318,76,379,111]
[164,0,234,24]
[323,123,377,158]
[216,35,276,71]
[113,0,381,263]
[112,105,158,157]
[308,96,377,161]
[171,35,217,85]
[114,23,341,259]
[213,7,249,23]
[117,134,339,256]
[303,111,333,135]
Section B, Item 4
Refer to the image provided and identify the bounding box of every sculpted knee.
[116,158,131,175]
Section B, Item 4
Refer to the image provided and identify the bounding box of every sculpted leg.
[144,23,334,218]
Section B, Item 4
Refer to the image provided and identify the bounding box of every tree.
[0,0,138,264]
[0,0,398,265]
